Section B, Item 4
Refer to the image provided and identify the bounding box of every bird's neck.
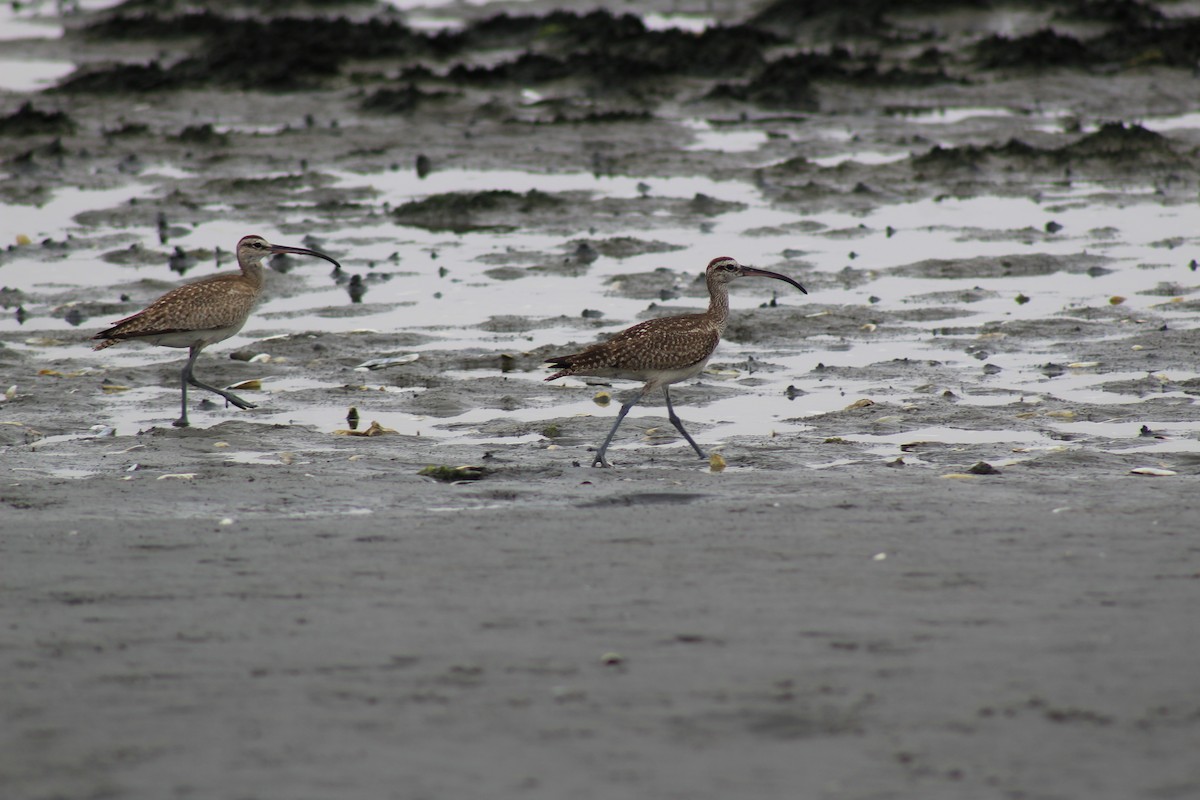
[240,260,265,290]
[706,273,731,332]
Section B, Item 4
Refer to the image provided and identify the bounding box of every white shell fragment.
[157,473,198,480]
[355,353,420,371]
[1130,467,1177,477]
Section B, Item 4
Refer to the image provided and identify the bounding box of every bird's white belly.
[139,324,244,349]
[602,356,711,388]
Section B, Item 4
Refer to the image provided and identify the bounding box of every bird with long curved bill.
[93,234,341,428]
[546,256,807,467]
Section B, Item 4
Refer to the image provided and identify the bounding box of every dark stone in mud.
[362,84,456,114]
[749,0,895,37]
[536,110,654,126]
[891,253,1109,280]
[1057,122,1180,164]
[974,30,1097,70]
[911,138,1041,171]
[710,49,952,110]
[449,53,576,86]
[0,103,76,137]
[418,465,488,482]
[53,61,181,94]
[689,193,740,216]
[453,11,776,81]
[911,123,1189,178]
[568,237,683,260]
[1088,15,1200,69]
[73,12,441,91]
[176,124,229,147]
[105,122,150,138]
[1054,0,1165,27]
[393,190,559,233]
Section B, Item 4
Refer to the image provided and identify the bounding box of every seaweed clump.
[393,190,561,233]
[974,29,1097,69]
[0,103,76,136]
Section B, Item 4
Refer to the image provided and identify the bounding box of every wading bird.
[546,256,806,467]
[93,234,341,427]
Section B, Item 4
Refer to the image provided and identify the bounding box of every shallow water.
[5,157,1200,457]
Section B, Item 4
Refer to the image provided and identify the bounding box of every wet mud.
[1,1,1199,798]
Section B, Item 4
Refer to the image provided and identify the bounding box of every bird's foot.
[591,456,612,468]
[172,417,190,428]
[219,392,257,411]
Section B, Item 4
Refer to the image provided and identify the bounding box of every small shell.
[157,473,197,481]
[355,353,420,371]
[1130,467,1176,477]
[709,453,727,472]
[229,379,261,391]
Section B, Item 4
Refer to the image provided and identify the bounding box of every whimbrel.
[93,234,341,427]
[545,256,806,467]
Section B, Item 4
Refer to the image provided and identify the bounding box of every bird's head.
[706,256,807,294]
[236,235,342,270]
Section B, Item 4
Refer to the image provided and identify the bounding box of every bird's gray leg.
[663,385,706,459]
[181,345,257,414]
[173,345,200,427]
[593,387,647,468]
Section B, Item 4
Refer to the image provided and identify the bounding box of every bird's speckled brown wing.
[92,273,258,350]
[546,314,721,380]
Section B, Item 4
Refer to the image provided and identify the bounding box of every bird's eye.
[723,262,738,271]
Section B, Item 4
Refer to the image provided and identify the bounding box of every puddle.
[0,0,123,41]
[681,120,770,153]
[0,59,75,91]
[1139,111,1200,133]
[902,107,1018,125]
[643,13,715,33]
[808,151,909,167]
[0,183,148,244]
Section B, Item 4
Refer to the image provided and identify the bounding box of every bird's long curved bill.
[270,243,342,270]
[741,266,807,294]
